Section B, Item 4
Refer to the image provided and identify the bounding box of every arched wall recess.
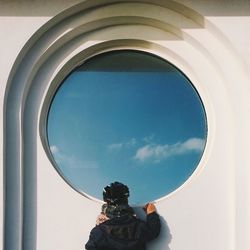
[3,1,249,250]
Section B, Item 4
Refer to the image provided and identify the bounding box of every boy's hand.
[143,203,156,214]
[96,213,109,225]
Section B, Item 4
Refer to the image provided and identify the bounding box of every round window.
[47,50,207,204]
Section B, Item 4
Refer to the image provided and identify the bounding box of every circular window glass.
[47,50,207,204]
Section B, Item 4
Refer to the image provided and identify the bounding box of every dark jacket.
[85,212,161,250]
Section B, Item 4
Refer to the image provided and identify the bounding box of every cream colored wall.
[1,1,250,250]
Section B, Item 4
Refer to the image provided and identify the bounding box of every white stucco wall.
[1,1,250,250]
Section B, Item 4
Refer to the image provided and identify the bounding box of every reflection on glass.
[47,50,207,204]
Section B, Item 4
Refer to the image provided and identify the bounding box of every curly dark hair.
[103,182,130,205]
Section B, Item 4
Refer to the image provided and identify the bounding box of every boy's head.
[103,182,129,205]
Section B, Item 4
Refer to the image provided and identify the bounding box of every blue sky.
[47,51,207,204]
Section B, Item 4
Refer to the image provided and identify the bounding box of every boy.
[85,182,161,250]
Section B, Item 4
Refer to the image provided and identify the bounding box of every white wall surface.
[1,1,250,250]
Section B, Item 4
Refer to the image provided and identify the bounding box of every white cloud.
[127,138,137,147]
[108,138,137,151]
[134,138,205,163]
[50,145,63,163]
[143,134,155,143]
[108,143,123,150]
[50,145,59,154]
[180,138,205,152]
[50,145,98,169]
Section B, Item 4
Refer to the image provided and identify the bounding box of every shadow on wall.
[0,0,249,16]
[134,208,172,250]
[148,216,172,250]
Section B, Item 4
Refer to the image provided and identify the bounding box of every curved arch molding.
[3,1,249,250]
